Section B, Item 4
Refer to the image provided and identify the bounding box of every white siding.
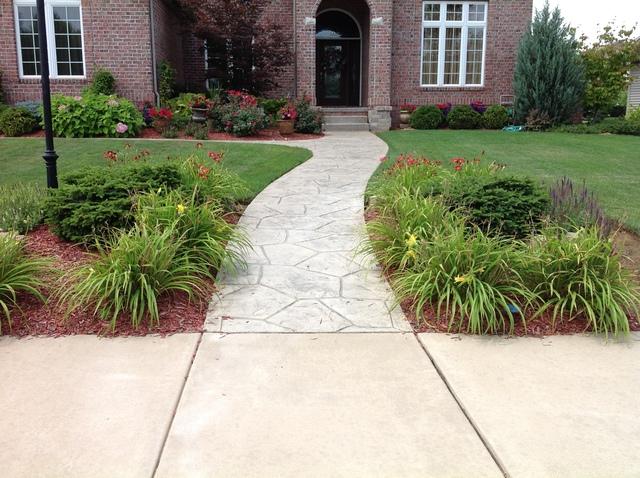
[628,65,640,112]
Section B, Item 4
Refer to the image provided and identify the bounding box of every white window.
[421,2,487,87]
[14,0,85,79]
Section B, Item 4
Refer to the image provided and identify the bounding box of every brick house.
[0,0,533,130]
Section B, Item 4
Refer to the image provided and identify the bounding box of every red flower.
[454,165,463,171]
[103,150,118,161]
[208,151,224,163]
[198,164,211,179]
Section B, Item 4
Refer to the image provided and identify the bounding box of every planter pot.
[191,107,208,124]
[277,119,295,135]
[399,111,411,129]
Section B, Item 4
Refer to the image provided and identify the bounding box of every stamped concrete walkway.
[206,132,411,333]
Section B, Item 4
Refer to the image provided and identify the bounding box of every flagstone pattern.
[206,132,411,333]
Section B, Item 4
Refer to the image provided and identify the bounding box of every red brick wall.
[0,0,155,104]
[391,0,533,111]
[152,0,184,88]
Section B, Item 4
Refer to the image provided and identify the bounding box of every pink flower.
[116,122,128,134]
[73,96,82,101]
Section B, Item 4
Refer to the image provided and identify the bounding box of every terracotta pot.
[277,119,295,135]
[191,107,208,124]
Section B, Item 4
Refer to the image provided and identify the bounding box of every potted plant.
[149,107,173,132]
[277,103,297,135]
[190,95,212,123]
[399,103,416,128]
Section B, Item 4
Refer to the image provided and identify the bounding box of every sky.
[533,0,640,41]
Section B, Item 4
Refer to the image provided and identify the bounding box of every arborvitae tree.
[513,2,585,124]
[177,0,291,95]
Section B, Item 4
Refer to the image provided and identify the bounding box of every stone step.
[323,123,371,132]
[321,107,369,116]
[323,115,369,124]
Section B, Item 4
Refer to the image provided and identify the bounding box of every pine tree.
[513,2,585,124]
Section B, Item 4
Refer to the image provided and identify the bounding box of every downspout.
[293,0,297,98]
[149,0,160,107]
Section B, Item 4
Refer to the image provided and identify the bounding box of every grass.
[378,130,640,231]
[0,138,312,202]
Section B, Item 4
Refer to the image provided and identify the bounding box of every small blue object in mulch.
[507,304,521,314]
[503,125,526,132]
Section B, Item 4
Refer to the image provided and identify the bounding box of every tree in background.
[580,25,640,118]
[513,2,585,124]
[177,0,291,95]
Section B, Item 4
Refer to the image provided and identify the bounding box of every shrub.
[549,177,617,237]
[483,105,510,129]
[0,234,48,333]
[470,101,487,114]
[528,227,640,336]
[221,105,267,137]
[294,97,323,134]
[260,98,288,117]
[456,177,550,238]
[0,107,37,136]
[45,162,183,243]
[556,117,640,136]
[627,108,640,122]
[158,60,176,104]
[166,93,199,123]
[392,222,534,334]
[51,94,144,138]
[447,105,482,129]
[161,125,179,138]
[90,68,116,95]
[525,109,553,131]
[184,122,209,140]
[135,189,249,273]
[0,183,48,234]
[410,105,443,130]
[15,101,42,123]
[59,224,210,329]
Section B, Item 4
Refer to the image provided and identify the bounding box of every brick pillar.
[367,0,393,130]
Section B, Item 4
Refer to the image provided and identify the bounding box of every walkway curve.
[206,132,411,333]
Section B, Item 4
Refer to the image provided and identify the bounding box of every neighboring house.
[0,0,533,130]
[628,64,640,113]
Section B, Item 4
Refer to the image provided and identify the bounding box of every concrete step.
[321,107,369,116]
[323,115,369,125]
[323,122,371,132]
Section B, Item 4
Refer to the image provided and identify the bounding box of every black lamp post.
[36,0,58,189]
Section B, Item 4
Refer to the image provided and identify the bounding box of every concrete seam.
[412,333,511,478]
[151,331,205,478]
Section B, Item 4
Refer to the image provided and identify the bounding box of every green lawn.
[0,138,312,201]
[378,130,640,231]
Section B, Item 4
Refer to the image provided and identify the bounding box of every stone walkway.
[206,132,411,333]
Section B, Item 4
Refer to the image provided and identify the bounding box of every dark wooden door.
[316,40,360,107]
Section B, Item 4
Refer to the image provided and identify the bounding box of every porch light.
[36,0,59,188]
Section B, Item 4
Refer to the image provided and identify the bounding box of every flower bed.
[364,154,640,336]
[0,144,250,337]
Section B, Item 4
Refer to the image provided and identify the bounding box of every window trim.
[420,1,487,88]
[14,0,86,80]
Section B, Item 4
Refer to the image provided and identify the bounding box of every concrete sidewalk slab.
[0,334,200,478]
[156,333,501,478]
[419,333,640,478]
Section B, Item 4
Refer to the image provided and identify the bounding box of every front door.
[316,40,360,107]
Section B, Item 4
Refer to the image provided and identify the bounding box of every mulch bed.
[365,210,640,337]
[140,127,322,142]
[6,226,211,338]
[8,127,323,142]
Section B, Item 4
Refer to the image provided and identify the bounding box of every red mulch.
[9,127,323,142]
[139,127,322,142]
[6,226,210,338]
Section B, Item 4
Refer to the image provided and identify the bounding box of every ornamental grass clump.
[0,234,48,333]
[135,189,250,274]
[527,227,640,336]
[59,224,211,329]
[392,223,535,335]
[363,193,465,272]
[0,183,48,234]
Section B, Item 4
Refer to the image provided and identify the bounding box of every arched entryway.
[315,9,362,107]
